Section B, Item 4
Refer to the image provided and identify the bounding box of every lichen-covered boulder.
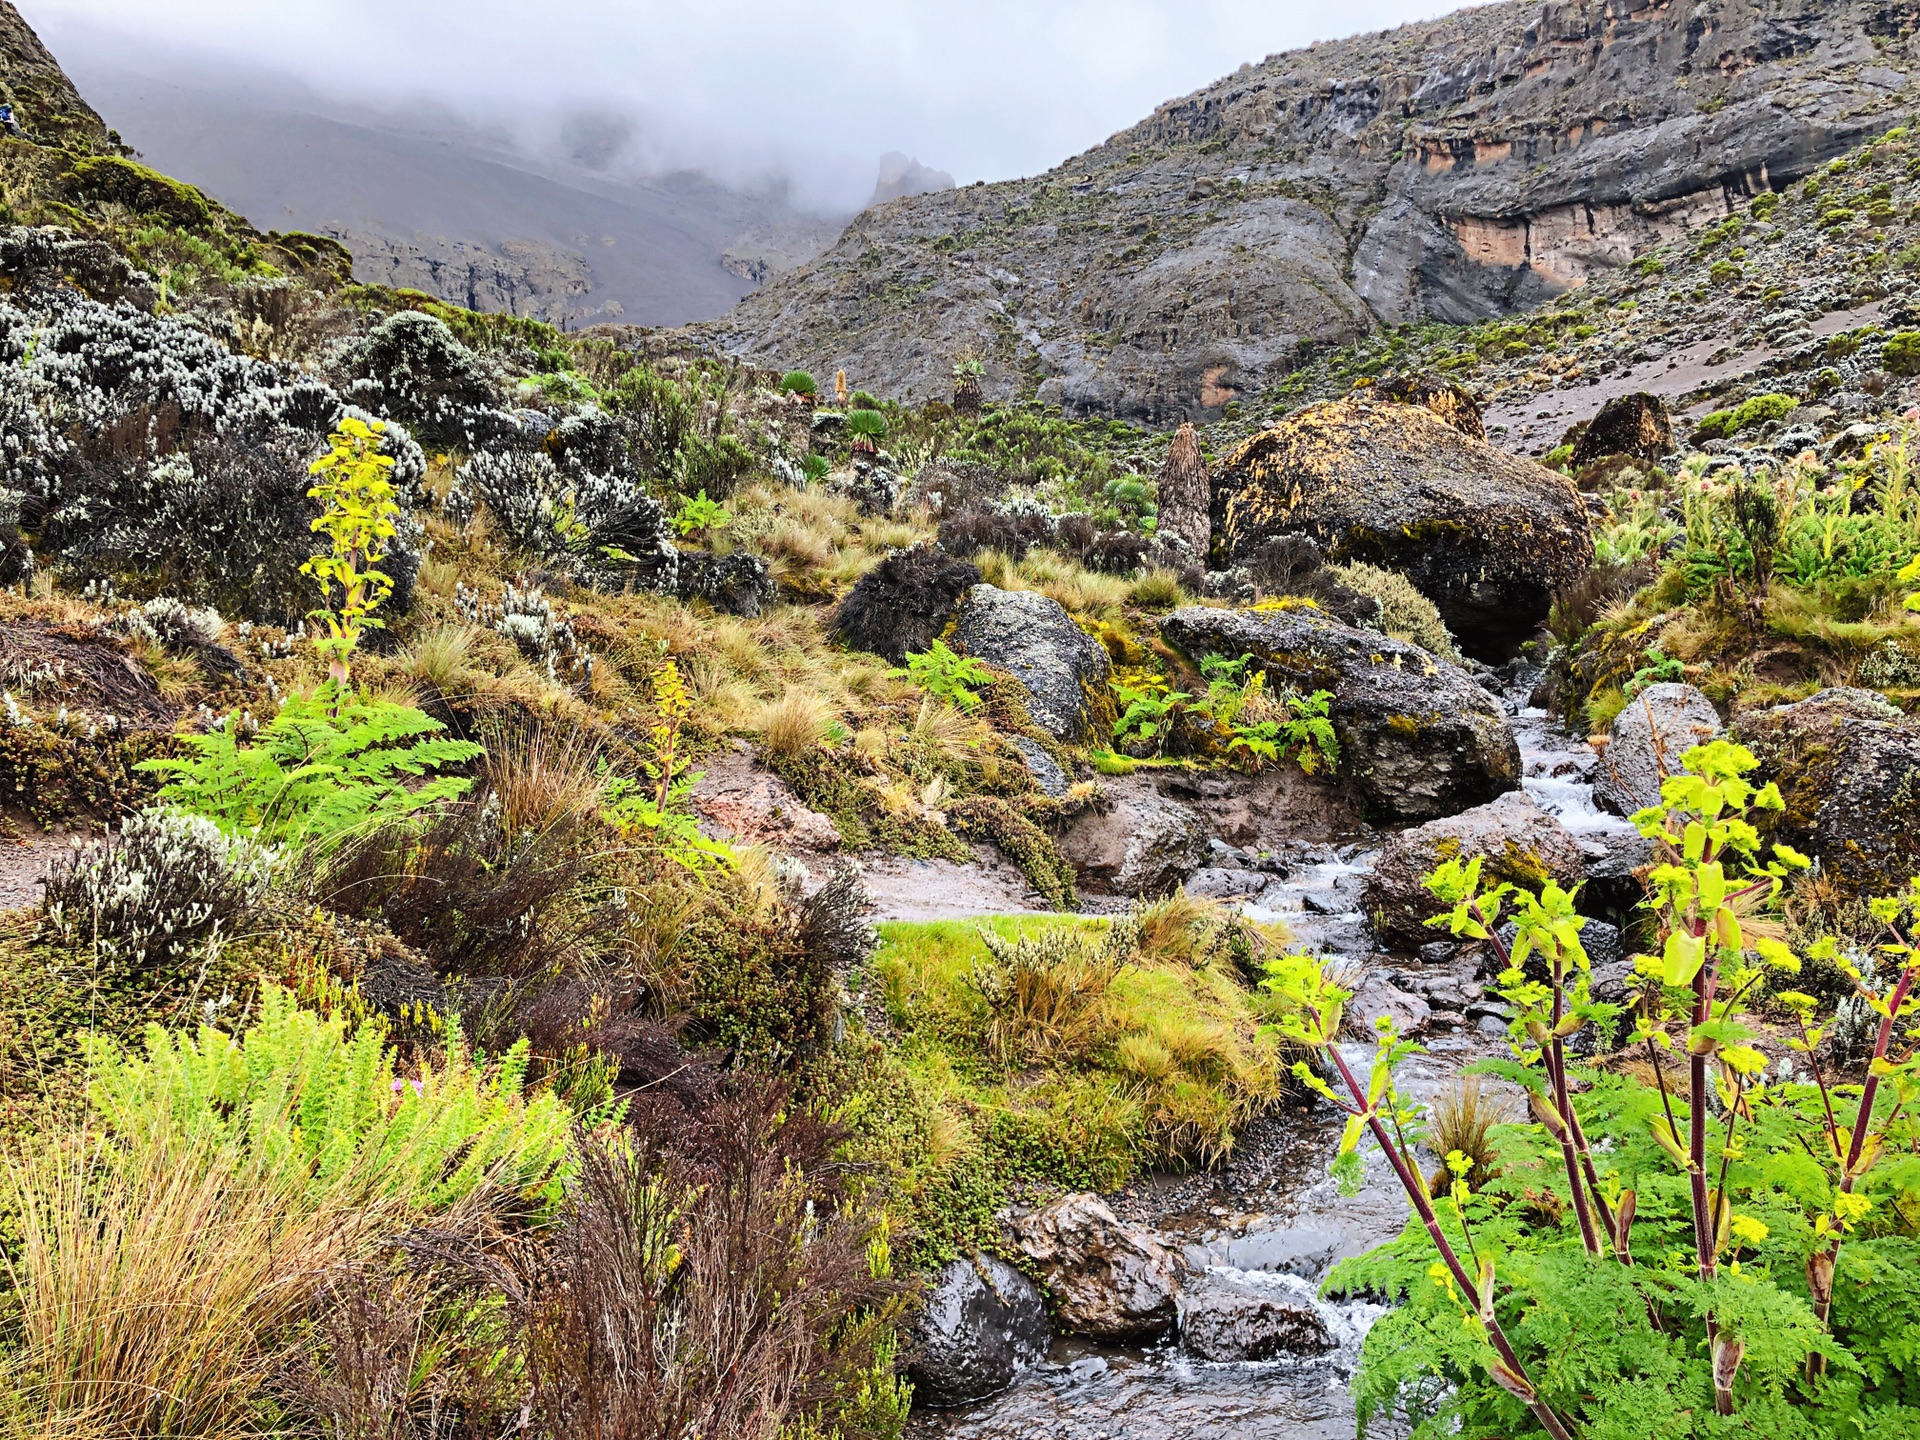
[1159,604,1519,822]
[1593,683,1723,816]
[1007,1193,1184,1341]
[907,1254,1049,1407]
[1572,391,1673,468]
[832,543,981,664]
[1208,400,1593,639]
[1734,689,1920,898]
[1374,373,1486,439]
[952,584,1114,744]
[1058,775,1208,897]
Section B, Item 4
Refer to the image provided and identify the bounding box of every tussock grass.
[753,688,835,758]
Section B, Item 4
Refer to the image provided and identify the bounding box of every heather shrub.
[1326,560,1461,659]
[833,542,982,664]
[335,310,508,449]
[937,497,1054,560]
[38,806,277,966]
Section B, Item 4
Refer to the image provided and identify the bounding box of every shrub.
[1882,330,1920,376]
[38,806,276,966]
[832,542,982,664]
[966,924,1126,1066]
[937,498,1054,560]
[335,311,505,449]
[1325,560,1460,659]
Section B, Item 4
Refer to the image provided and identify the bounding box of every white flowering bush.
[455,580,594,683]
[334,310,514,449]
[40,807,277,966]
[103,595,225,652]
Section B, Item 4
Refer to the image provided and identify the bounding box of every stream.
[907,669,1633,1440]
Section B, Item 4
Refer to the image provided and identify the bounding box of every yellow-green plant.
[1901,549,1920,610]
[301,416,401,688]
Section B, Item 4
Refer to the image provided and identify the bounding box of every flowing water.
[908,670,1616,1440]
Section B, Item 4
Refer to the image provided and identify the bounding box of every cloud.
[28,0,1457,208]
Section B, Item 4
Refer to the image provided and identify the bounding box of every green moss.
[946,796,1077,910]
[69,156,212,228]
[0,723,171,824]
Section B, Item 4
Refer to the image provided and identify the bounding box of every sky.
[28,0,1459,209]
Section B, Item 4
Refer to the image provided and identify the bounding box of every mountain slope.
[706,0,1920,423]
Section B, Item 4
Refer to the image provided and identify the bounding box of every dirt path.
[860,847,1051,923]
[0,832,67,913]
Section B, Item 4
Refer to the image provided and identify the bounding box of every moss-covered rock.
[1733,687,1920,899]
[1363,791,1586,948]
[952,584,1114,745]
[1158,604,1519,822]
[1571,391,1673,468]
[1208,399,1593,642]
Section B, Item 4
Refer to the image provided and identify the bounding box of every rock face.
[1210,400,1593,638]
[1007,1193,1184,1341]
[908,1254,1049,1407]
[1159,605,1519,822]
[1158,421,1211,559]
[832,543,981,664]
[1572,391,1673,467]
[1366,792,1587,948]
[952,585,1114,744]
[1177,1270,1335,1362]
[1593,683,1724,816]
[1058,775,1208,897]
[704,0,1916,421]
[1734,688,1920,898]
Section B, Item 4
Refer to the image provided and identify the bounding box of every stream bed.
[907,671,1626,1440]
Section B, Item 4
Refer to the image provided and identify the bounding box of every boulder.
[832,543,981,664]
[1347,975,1432,1037]
[908,1254,1049,1407]
[1593,683,1723,816]
[1572,391,1673,468]
[1209,400,1593,639]
[953,585,1114,744]
[1374,373,1486,439]
[1365,792,1587,948]
[1734,688,1920,899]
[1009,736,1072,799]
[1177,1269,1336,1361]
[1058,775,1208,897]
[1159,605,1519,822]
[1007,1192,1183,1341]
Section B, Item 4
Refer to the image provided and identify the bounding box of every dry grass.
[1128,569,1187,609]
[1425,1075,1516,1194]
[399,621,481,695]
[751,688,836,759]
[966,926,1126,1066]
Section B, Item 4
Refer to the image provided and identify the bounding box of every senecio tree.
[1264,739,1920,1437]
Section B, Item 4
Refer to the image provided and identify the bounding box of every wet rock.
[1059,777,1208,897]
[1571,391,1673,467]
[1734,688,1920,899]
[1209,400,1593,639]
[908,1254,1049,1407]
[832,543,981,664]
[1160,605,1519,822]
[1185,866,1271,901]
[1347,975,1431,1037]
[1374,372,1486,439]
[1593,683,1723,816]
[953,584,1114,744]
[1007,1192,1184,1341]
[1177,1270,1335,1362]
[1363,791,1586,948]
[1579,825,1655,909]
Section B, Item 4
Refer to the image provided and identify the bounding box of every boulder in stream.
[1364,791,1586,948]
[1159,604,1519,823]
[1177,1269,1336,1361]
[1007,1192,1184,1341]
[908,1254,1049,1407]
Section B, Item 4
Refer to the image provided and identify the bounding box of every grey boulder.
[1177,1269,1336,1361]
[907,1254,1049,1407]
[1058,775,1208,897]
[1159,604,1519,822]
[1593,683,1723,816]
[1007,1192,1183,1341]
[953,585,1113,744]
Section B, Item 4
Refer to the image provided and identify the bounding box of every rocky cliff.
[706,0,1920,423]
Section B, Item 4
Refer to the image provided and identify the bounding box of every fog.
[28,0,1455,211]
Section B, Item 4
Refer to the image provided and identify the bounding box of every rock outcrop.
[1734,689,1920,898]
[1593,683,1724,816]
[1572,391,1674,468]
[1209,400,1593,639]
[952,584,1114,744]
[1177,1270,1335,1362]
[1374,373,1485,439]
[1007,1192,1184,1341]
[1159,605,1519,821]
[908,1254,1049,1407]
[1058,775,1208,897]
[1365,791,1588,948]
[704,0,1918,421]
